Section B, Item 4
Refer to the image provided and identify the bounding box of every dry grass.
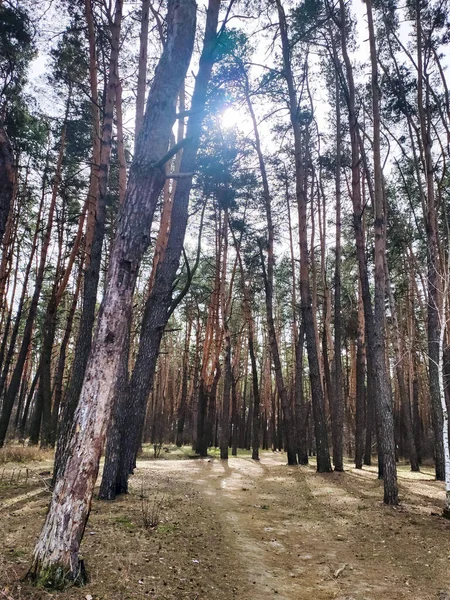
[140,480,164,530]
[0,459,238,600]
[0,445,53,465]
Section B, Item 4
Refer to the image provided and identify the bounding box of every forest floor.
[1,447,450,600]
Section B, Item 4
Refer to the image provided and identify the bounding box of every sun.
[220,105,247,130]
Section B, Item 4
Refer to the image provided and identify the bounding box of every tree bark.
[385,259,419,471]
[109,0,221,490]
[366,0,398,503]
[176,315,192,447]
[276,0,330,471]
[355,283,366,469]
[219,209,232,461]
[285,173,306,465]
[243,70,297,465]
[332,60,344,472]
[134,0,150,148]
[295,322,309,464]
[0,222,28,403]
[333,0,396,496]
[195,213,223,457]
[231,225,261,461]
[0,124,15,247]
[28,1,196,585]
[18,369,39,440]
[98,323,130,500]
[49,265,83,447]
[416,2,445,481]
[53,0,121,481]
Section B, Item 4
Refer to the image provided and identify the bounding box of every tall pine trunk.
[28,2,196,585]
[53,0,121,480]
[416,3,445,481]
[385,259,419,471]
[276,0,330,472]
[49,265,83,447]
[366,0,398,503]
[332,61,344,472]
[0,102,68,447]
[219,209,232,461]
[355,284,366,469]
[0,125,15,246]
[244,71,297,465]
[105,0,221,493]
[231,226,261,461]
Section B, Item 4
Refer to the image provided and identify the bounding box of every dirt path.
[136,454,450,600]
[2,452,450,599]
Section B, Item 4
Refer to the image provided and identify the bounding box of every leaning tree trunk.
[28,2,196,586]
[98,324,130,500]
[105,0,221,494]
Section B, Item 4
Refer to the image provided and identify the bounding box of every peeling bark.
[29,1,196,585]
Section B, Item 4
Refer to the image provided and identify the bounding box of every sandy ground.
[1,451,450,599]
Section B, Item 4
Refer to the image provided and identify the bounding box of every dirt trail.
[137,454,450,600]
[2,452,450,600]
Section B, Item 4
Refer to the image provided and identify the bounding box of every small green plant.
[9,548,26,559]
[157,523,177,534]
[114,515,135,530]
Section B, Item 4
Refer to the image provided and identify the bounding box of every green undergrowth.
[207,447,252,459]
[138,444,196,460]
[156,522,178,534]
[113,515,136,530]
[138,444,255,461]
[27,558,88,590]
